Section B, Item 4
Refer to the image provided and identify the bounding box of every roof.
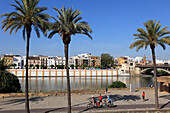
[28,56,40,60]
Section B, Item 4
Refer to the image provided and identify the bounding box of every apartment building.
[39,55,48,67]
[23,55,40,68]
[2,54,21,68]
[69,56,79,66]
[2,54,14,66]
[117,57,128,67]
[121,61,135,74]
[69,53,101,67]
[55,56,65,66]
[89,56,101,67]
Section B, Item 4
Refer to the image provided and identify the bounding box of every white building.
[69,56,79,67]
[47,56,56,67]
[133,57,143,63]
[13,55,22,69]
[55,56,65,66]
[121,61,135,74]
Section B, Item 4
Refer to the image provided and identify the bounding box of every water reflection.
[19,76,154,92]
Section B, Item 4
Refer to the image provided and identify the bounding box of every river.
[18,76,154,92]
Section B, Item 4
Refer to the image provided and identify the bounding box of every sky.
[0,0,170,60]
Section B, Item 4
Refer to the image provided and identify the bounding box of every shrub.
[0,70,22,93]
[0,59,22,93]
[107,81,126,88]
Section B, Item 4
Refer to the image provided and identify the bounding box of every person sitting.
[91,95,96,106]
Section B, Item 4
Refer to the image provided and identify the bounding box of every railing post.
[55,69,57,77]
[79,70,81,77]
[15,69,17,76]
[42,69,44,77]
[106,70,108,85]
[29,69,31,77]
[49,69,51,77]
[36,69,38,77]
[22,69,24,77]
[74,70,75,77]
[116,69,118,81]
[62,70,63,77]
[111,70,113,82]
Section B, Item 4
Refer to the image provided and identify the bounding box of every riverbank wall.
[8,69,120,77]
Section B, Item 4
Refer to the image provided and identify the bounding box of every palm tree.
[130,20,170,109]
[1,0,50,112]
[48,6,92,113]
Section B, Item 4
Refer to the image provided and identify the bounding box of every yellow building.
[117,57,128,67]
[2,55,14,66]
[89,56,101,67]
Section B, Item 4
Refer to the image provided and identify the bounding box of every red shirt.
[142,93,145,97]
[99,96,102,100]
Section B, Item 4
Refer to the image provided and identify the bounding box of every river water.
[18,76,154,92]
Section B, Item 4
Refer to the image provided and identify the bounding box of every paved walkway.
[0,89,170,112]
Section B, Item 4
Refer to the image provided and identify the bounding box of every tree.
[70,64,74,69]
[130,20,170,109]
[1,0,50,112]
[0,59,21,93]
[83,64,88,69]
[11,63,17,69]
[29,64,33,69]
[101,53,114,68]
[75,64,79,69]
[41,64,45,69]
[48,6,92,113]
[50,65,54,69]
[35,64,39,69]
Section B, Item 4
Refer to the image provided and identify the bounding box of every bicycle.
[102,99,114,107]
[87,101,95,109]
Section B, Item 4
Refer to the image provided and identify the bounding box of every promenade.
[0,88,170,113]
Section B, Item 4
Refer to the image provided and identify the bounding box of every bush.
[0,70,22,93]
[107,81,126,88]
[0,59,21,93]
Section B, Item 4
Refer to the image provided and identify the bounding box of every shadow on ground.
[87,94,141,102]
[44,107,66,113]
[2,97,45,106]
[160,101,170,109]
[159,95,170,100]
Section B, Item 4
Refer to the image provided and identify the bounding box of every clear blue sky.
[0,0,170,60]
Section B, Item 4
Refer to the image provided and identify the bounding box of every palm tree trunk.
[65,44,71,113]
[151,48,159,109]
[25,27,31,113]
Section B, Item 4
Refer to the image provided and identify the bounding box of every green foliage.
[83,64,87,67]
[96,65,100,69]
[157,70,170,75]
[11,63,17,67]
[130,20,170,51]
[75,65,79,69]
[1,0,51,39]
[101,53,114,68]
[48,6,92,41]
[70,64,74,69]
[29,64,33,67]
[107,81,126,88]
[0,59,21,93]
[35,64,39,69]
[50,65,54,68]
[55,65,64,69]
[0,59,8,71]
[41,64,45,69]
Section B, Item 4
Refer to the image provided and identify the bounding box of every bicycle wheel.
[87,104,91,109]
